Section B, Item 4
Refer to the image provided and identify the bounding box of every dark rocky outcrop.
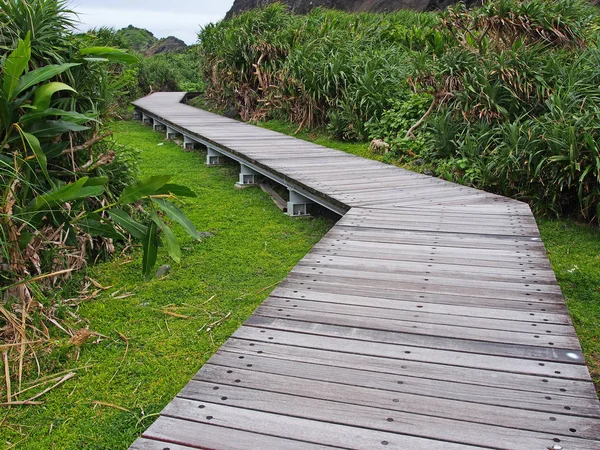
[145,36,188,57]
[225,0,473,18]
[116,25,188,56]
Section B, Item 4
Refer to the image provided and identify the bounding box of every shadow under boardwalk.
[129,92,600,450]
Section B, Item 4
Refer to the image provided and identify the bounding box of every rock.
[412,158,424,166]
[225,0,476,19]
[145,36,188,57]
[155,264,172,278]
[197,232,214,239]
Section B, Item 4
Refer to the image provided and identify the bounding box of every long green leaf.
[108,208,148,240]
[15,63,79,98]
[21,131,49,181]
[21,108,97,125]
[28,120,89,139]
[142,221,160,280]
[78,218,121,240]
[30,177,105,211]
[3,33,31,99]
[79,47,139,64]
[150,211,181,263]
[33,82,76,111]
[155,183,197,198]
[83,176,109,187]
[152,198,200,239]
[119,175,171,204]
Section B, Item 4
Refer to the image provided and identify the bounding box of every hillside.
[116,25,187,56]
[225,0,472,18]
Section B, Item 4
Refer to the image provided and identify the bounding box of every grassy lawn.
[259,119,600,394]
[0,121,333,449]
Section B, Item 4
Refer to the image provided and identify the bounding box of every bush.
[198,0,600,221]
[0,0,200,397]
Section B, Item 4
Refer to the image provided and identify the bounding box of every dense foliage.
[0,0,200,399]
[199,0,600,220]
[84,27,204,102]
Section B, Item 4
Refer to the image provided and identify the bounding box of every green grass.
[537,219,600,392]
[0,121,332,449]
[259,117,600,395]
[257,120,379,160]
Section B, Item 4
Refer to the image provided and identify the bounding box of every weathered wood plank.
[210,349,600,417]
[173,383,597,449]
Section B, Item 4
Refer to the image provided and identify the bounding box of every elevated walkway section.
[130,92,600,450]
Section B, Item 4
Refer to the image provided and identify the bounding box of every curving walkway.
[129,92,600,450]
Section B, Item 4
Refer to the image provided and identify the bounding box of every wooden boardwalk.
[130,92,600,450]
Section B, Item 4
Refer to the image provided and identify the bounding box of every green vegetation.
[115,25,156,53]
[538,219,600,390]
[199,0,600,220]
[85,27,203,102]
[0,120,331,448]
[0,0,202,415]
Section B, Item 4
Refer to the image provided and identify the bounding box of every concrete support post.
[153,121,166,132]
[166,126,180,140]
[236,164,259,187]
[183,135,199,150]
[142,114,153,125]
[133,109,142,121]
[287,190,313,217]
[206,147,225,166]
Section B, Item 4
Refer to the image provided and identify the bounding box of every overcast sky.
[72,0,235,44]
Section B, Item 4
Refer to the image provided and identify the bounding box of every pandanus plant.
[1,33,201,306]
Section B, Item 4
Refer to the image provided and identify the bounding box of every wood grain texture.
[130,93,600,450]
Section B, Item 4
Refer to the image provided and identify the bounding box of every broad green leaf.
[152,198,200,239]
[21,108,96,125]
[108,208,148,240]
[32,82,76,111]
[150,211,181,263]
[3,33,31,99]
[155,183,197,198]
[79,47,139,64]
[30,177,105,211]
[15,63,80,98]
[83,176,109,187]
[78,218,121,240]
[142,221,160,280]
[28,120,89,139]
[21,131,49,181]
[119,175,171,204]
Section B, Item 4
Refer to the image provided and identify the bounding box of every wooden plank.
[161,398,476,450]
[234,325,588,375]
[270,287,571,323]
[263,296,575,335]
[192,363,600,436]
[209,349,600,417]
[254,304,579,348]
[223,339,598,399]
[141,416,339,450]
[289,267,563,298]
[280,276,568,312]
[173,382,597,449]
[298,254,557,283]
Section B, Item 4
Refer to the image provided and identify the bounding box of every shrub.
[197,0,600,220]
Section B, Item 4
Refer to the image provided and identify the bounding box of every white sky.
[72,0,235,44]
